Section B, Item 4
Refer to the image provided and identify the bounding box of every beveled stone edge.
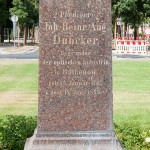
[36,129,115,137]
[24,129,125,150]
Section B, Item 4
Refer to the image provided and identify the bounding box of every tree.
[25,0,39,43]
[113,0,149,39]
[10,0,39,45]
[144,0,150,18]
[5,0,13,42]
[10,0,28,46]
[112,0,123,47]
[0,0,8,43]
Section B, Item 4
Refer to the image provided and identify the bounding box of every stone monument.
[24,0,124,149]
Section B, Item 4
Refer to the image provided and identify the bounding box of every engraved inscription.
[48,80,103,87]
[59,11,95,18]
[46,89,101,96]
[38,0,112,131]
[46,22,106,32]
[60,50,92,56]
[45,21,106,45]
[40,1,110,99]
[42,59,109,66]
[53,35,99,45]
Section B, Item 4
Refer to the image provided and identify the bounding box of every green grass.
[0,64,38,92]
[113,60,150,92]
[0,60,150,129]
[0,62,38,117]
[113,60,150,129]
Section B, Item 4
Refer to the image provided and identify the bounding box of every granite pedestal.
[24,0,124,149]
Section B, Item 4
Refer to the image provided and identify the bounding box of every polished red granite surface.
[38,0,112,132]
[24,1,125,149]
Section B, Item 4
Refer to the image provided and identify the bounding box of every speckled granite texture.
[24,0,124,149]
[38,0,112,133]
[24,130,124,150]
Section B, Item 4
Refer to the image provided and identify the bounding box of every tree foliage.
[112,0,150,38]
[9,0,39,45]
[10,0,28,27]
[9,0,39,27]
[26,0,39,27]
[0,0,9,42]
[143,0,150,18]
[0,0,149,43]
[0,0,8,26]
[118,0,146,28]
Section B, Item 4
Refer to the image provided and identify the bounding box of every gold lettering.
[62,22,106,32]
[83,60,109,65]
[53,35,60,44]
[45,22,58,31]
[61,50,92,56]
[53,35,99,45]
[59,11,94,18]
[69,81,88,86]
[62,69,96,75]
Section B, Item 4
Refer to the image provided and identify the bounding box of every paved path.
[0,44,39,59]
[0,49,39,59]
[112,54,150,60]
[0,44,150,60]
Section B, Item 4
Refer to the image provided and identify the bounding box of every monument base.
[24,130,124,150]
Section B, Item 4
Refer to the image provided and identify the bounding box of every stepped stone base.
[24,130,124,150]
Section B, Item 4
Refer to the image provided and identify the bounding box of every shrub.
[114,122,150,150]
[0,115,37,150]
[0,116,150,150]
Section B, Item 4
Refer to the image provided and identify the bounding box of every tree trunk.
[114,20,117,49]
[23,25,27,45]
[134,27,138,40]
[8,28,11,42]
[141,24,144,35]
[117,25,121,38]
[124,22,127,37]
[32,26,35,43]
[28,27,30,39]
[18,22,20,47]
[35,26,39,43]
[0,26,4,43]
[0,26,1,43]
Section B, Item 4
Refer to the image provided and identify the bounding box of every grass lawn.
[113,60,150,129]
[0,60,38,117]
[0,59,149,129]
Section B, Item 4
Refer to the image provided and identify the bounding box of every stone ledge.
[24,130,125,150]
